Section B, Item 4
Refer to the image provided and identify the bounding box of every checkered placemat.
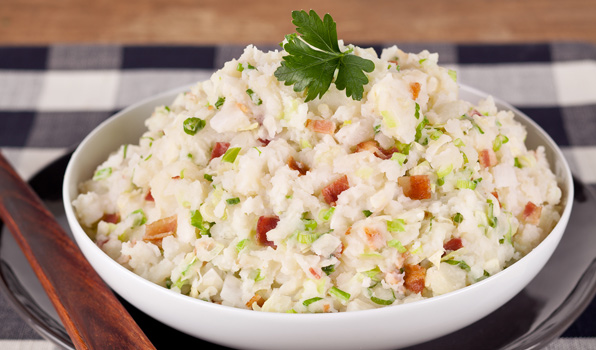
[1,43,595,350]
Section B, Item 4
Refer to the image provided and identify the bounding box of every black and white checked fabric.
[0,43,595,350]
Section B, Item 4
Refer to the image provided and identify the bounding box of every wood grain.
[0,0,595,44]
[0,152,155,350]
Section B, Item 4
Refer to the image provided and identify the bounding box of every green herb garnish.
[274,10,375,102]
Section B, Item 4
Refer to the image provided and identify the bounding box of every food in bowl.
[71,11,562,314]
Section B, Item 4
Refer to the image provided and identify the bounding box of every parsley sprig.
[274,10,375,102]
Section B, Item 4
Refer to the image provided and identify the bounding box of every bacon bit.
[287,156,309,176]
[246,294,264,308]
[470,109,483,117]
[145,191,155,202]
[256,216,279,249]
[322,175,350,206]
[323,304,330,312]
[491,191,501,207]
[398,175,431,200]
[257,138,270,146]
[306,119,336,134]
[309,267,322,280]
[479,149,497,168]
[364,227,386,250]
[356,140,392,160]
[410,82,421,100]
[143,215,177,248]
[210,142,230,160]
[101,213,120,224]
[522,201,542,225]
[404,264,426,293]
[171,176,181,180]
[443,238,463,251]
[345,227,352,235]
[388,60,399,65]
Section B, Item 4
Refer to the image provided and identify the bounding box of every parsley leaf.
[275,10,375,102]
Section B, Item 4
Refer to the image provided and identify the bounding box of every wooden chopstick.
[0,152,156,350]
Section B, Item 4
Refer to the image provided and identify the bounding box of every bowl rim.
[62,83,574,320]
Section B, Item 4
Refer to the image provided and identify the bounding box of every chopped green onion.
[452,213,463,224]
[297,232,320,245]
[130,209,147,226]
[461,151,469,164]
[123,144,128,159]
[362,210,373,217]
[322,265,335,275]
[395,141,411,155]
[164,106,171,112]
[369,288,396,305]
[362,266,382,281]
[415,116,429,143]
[215,97,225,109]
[388,239,407,253]
[329,287,350,302]
[93,167,112,181]
[493,134,509,152]
[180,169,185,179]
[373,124,381,134]
[247,63,256,70]
[165,277,172,289]
[419,58,427,64]
[444,259,471,272]
[437,177,445,186]
[448,69,457,82]
[430,129,443,140]
[236,238,249,251]
[190,210,213,237]
[319,207,335,221]
[182,257,197,276]
[183,117,206,136]
[236,63,244,72]
[487,201,497,228]
[246,89,263,105]
[391,152,407,165]
[187,153,193,159]
[254,269,265,282]
[456,179,477,190]
[226,197,240,205]
[303,297,323,307]
[302,218,317,231]
[143,154,152,161]
[387,218,406,232]
[514,157,523,168]
[453,138,465,147]
[414,102,421,119]
[437,164,453,179]
[203,174,213,182]
[222,147,241,163]
[117,232,127,242]
[254,147,261,155]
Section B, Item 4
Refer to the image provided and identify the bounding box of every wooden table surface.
[1,0,595,45]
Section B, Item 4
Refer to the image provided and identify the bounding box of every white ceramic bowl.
[63,85,573,350]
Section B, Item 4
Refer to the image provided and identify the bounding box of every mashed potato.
[73,44,562,313]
